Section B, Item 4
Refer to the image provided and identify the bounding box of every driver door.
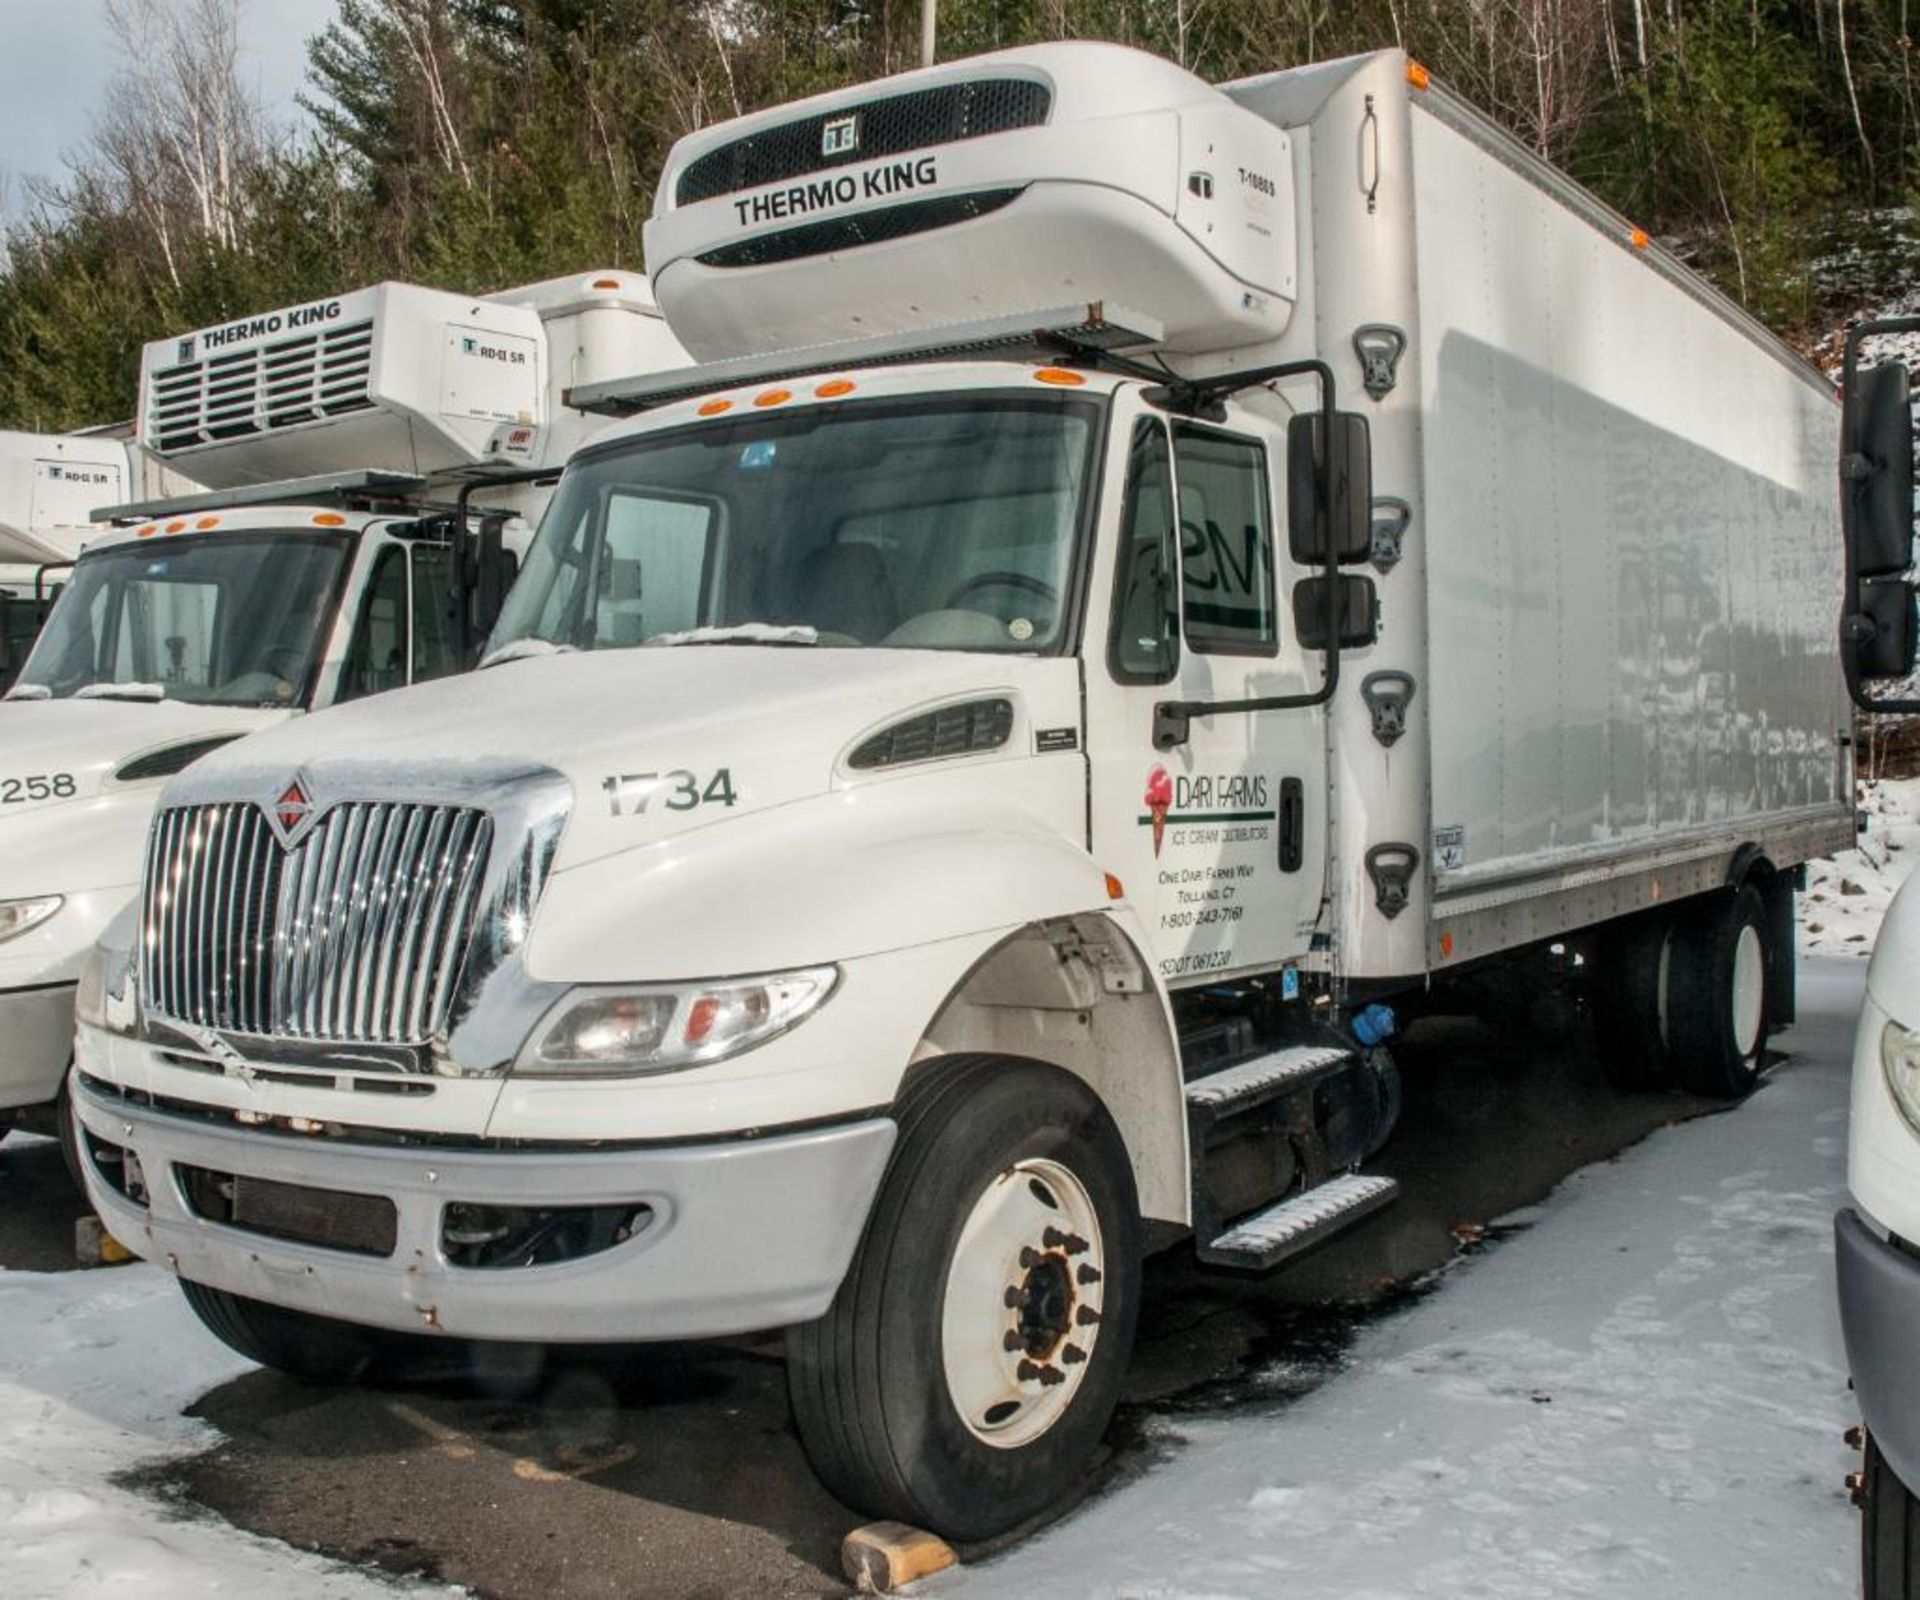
[1085,398,1329,988]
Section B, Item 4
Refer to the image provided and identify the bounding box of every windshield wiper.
[73,683,166,703]
[479,638,578,670]
[3,685,51,701]
[646,624,821,648]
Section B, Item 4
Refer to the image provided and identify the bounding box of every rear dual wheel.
[787,1056,1142,1543]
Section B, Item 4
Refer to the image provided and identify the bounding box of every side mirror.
[1855,578,1919,679]
[1292,574,1378,650]
[1845,362,1915,578]
[1287,412,1373,564]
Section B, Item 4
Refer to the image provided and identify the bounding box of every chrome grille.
[142,801,493,1045]
[146,319,377,453]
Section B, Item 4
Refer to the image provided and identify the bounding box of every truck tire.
[1667,884,1771,1099]
[179,1280,391,1384]
[787,1055,1142,1543]
[1866,1434,1920,1599]
[1592,913,1676,1090]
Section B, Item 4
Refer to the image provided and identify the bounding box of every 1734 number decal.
[601,768,738,817]
[1,774,77,803]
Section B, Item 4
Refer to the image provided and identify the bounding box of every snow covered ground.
[1801,778,1920,959]
[963,957,1868,1600]
[0,1257,441,1599]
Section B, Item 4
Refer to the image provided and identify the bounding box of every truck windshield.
[14,531,351,706]
[491,395,1100,655]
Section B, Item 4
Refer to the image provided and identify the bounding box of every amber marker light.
[136,524,158,539]
[698,398,734,416]
[1104,873,1126,901]
[1629,227,1651,250]
[311,512,347,527]
[194,516,220,531]
[164,520,187,534]
[1407,61,1431,91]
[753,388,793,408]
[1033,367,1085,386]
[1439,930,1454,959]
[590,277,623,289]
[815,379,856,398]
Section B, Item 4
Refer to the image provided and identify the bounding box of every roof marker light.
[194,516,220,531]
[698,398,733,416]
[591,277,624,290]
[1629,227,1651,250]
[311,512,347,528]
[753,388,793,408]
[164,520,187,534]
[1407,61,1431,91]
[1033,367,1085,387]
[136,524,158,539]
[815,379,856,399]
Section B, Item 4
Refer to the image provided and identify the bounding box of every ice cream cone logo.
[1145,765,1174,857]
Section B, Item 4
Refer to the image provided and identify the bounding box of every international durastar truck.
[0,271,684,1148]
[1828,324,1920,1599]
[0,429,186,690]
[72,45,1850,1539]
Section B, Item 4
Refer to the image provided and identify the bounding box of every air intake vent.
[848,699,1015,770]
[697,188,1026,269]
[147,319,377,453]
[676,78,1051,207]
[114,735,245,784]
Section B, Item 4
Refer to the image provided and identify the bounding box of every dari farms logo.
[1143,765,1174,857]
[265,774,320,850]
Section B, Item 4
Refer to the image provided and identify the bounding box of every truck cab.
[0,272,685,1143]
[71,43,1848,1543]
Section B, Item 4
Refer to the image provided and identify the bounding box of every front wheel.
[1866,1434,1920,1599]
[787,1056,1142,1542]
[180,1280,397,1383]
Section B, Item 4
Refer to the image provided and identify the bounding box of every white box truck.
[73,46,1851,1540]
[0,272,684,1147]
[0,429,187,690]
[1827,322,1920,1599]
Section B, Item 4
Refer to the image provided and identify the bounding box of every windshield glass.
[490,395,1101,656]
[14,531,351,706]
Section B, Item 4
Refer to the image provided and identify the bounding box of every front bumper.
[73,1075,896,1343]
[0,983,75,1111]
[1837,1206,1920,1490]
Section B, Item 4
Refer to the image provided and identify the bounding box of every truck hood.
[0,698,286,899]
[176,647,1083,872]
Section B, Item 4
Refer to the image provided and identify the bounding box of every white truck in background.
[74,45,1850,1540]
[0,271,684,1150]
[1829,324,1920,1600]
[0,429,189,691]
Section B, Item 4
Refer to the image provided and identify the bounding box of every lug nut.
[1061,1343,1088,1365]
[1075,1305,1102,1327]
[1845,1425,1866,1451]
[1847,1468,1867,1507]
[1044,1228,1091,1255]
[1019,1246,1040,1269]
[1003,1330,1023,1353]
[1077,1263,1103,1285]
[1003,1285,1022,1309]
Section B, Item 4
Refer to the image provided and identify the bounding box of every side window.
[1109,418,1179,684]
[596,492,715,646]
[1175,425,1279,656]
[339,546,408,702]
[409,544,460,683]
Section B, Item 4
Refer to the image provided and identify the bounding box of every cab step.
[1183,1044,1354,1123]
[1197,1173,1401,1271]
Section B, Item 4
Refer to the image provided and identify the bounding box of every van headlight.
[515,966,839,1077]
[1880,1020,1920,1134]
[0,896,61,945]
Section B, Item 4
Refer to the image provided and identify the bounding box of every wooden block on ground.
[75,1213,135,1268]
[841,1520,958,1593]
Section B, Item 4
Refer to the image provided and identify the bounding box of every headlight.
[0,896,61,945]
[1882,1020,1920,1134]
[516,966,839,1077]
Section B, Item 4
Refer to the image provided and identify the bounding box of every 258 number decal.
[602,768,738,817]
[1,774,77,804]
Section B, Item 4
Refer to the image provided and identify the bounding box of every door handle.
[1278,777,1305,873]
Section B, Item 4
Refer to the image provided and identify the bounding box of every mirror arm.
[1154,359,1342,752]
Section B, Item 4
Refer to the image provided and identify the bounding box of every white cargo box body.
[137,283,549,488]
[0,430,132,565]
[646,42,1297,360]
[1223,55,1851,976]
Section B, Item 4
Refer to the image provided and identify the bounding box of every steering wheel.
[943,570,1060,609]
[260,645,305,683]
